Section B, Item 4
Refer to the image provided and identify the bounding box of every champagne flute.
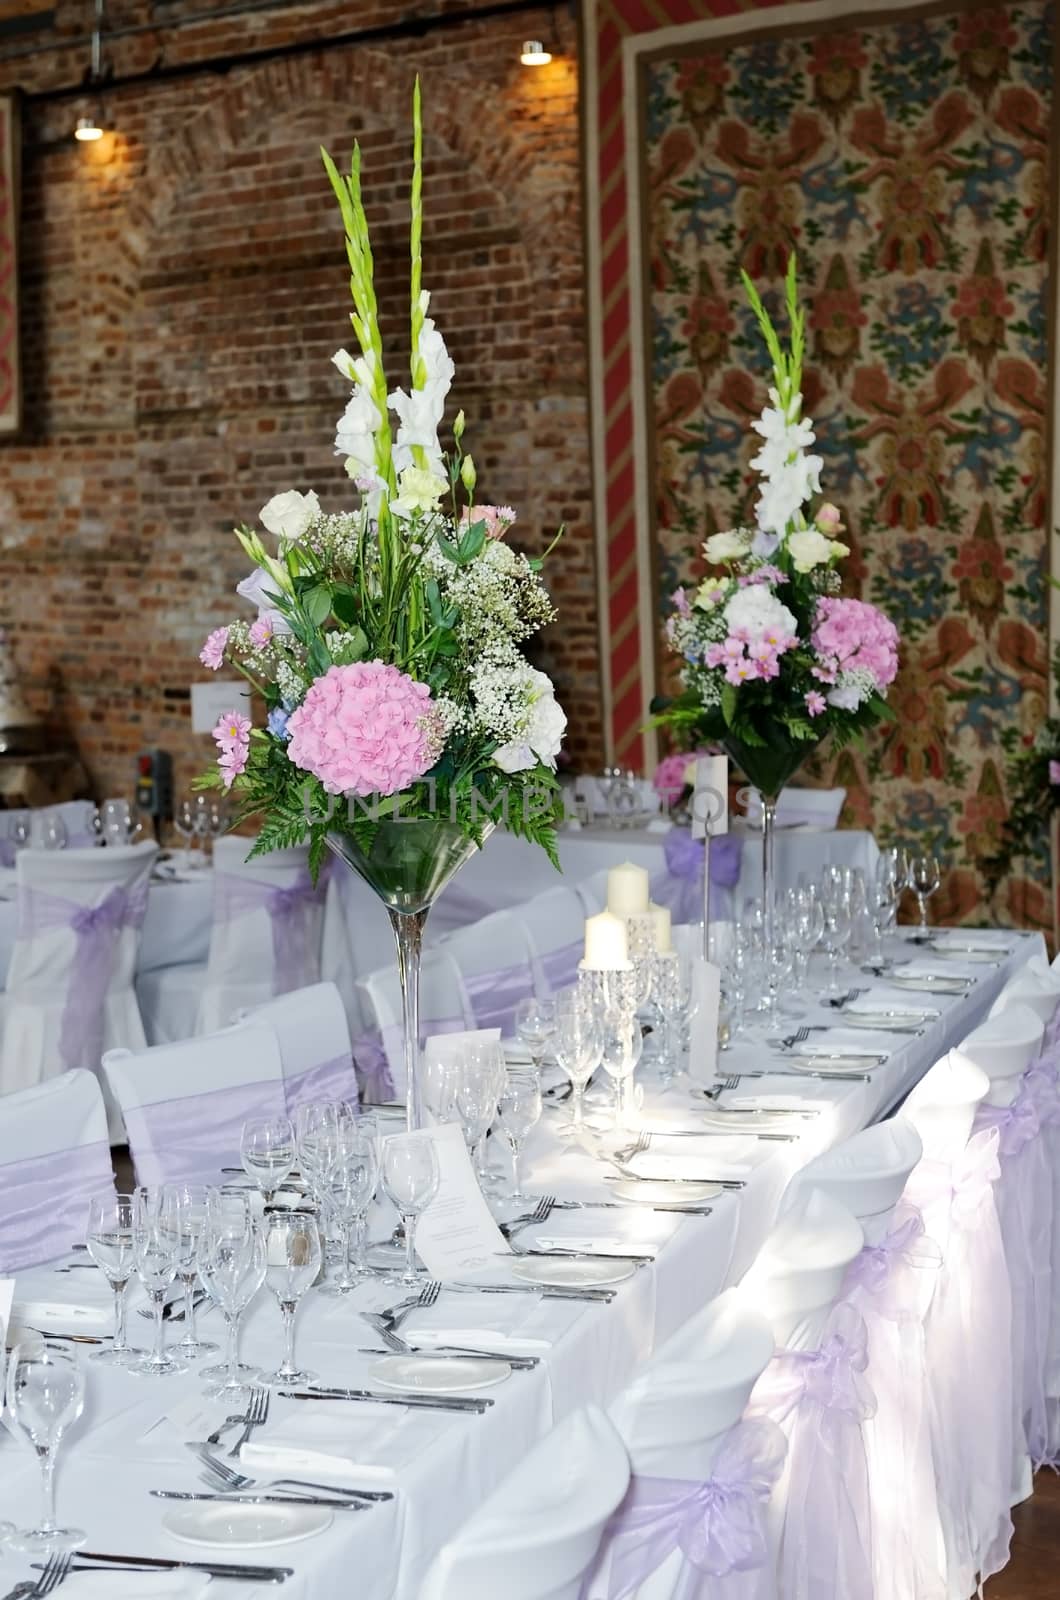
[909,853,941,937]
[132,1187,187,1377]
[263,1212,322,1386]
[85,1193,138,1366]
[380,1133,440,1288]
[162,1182,218,1359]
[197,1190,266,1398]
[496,1068,542,1200]
[241,1114,296,1208]
[4,1341,86,1552]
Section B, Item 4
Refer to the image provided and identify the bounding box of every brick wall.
[0,0,602,804]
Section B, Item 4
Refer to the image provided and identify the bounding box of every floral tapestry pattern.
[646,2,1053,928]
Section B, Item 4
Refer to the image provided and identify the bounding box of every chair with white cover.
[137,838,328,1044]
[583,1288,781,1600]
[241,981,360,1114]
[961,1004,1045,1105]
[987,967,1060,1029]
[420,1406,630,1600]
[0,841,158,1107]
[903,1049,1014,1596]
[0,1069,114,1271]
[518,884,587,996]
[742,1189,873,1600]
[787,1121,943,1600]
[577,868,611,917]
[442,909,537,1035]
[102,1022,287,1188]
[355,948,473,1103]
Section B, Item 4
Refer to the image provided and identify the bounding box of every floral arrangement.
[197,83,565,873]
[652,258,899,795]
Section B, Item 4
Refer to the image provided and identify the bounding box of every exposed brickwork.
[1,0,603,801]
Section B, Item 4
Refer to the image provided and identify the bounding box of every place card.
[691,755,728,841]
[407,1123,512,1280]
[687,959,721,1085]
[0,1278,14,1342]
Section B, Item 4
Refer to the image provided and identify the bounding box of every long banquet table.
[0,930,1042,1598]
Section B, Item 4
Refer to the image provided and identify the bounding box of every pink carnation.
[286,661,445,797]
[199,626,229,671]
[212,709,251,791]
[653,751,693,803]
[811,598,899,689]
[461,504,517,541]
[671,587,691,615]
[249,615,274,650]
[806,691,827,717]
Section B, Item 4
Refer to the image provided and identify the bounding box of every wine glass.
[819,895,852,999]
[514,997,557,1074]
[294,1101,340,1195]
[40,815,67,851]
[263,1212,322,1386]
[318,1119,379,1294]
[909,853,941,937]
[380,1133,440,1287]
[172,798,196,869]
[131,1187,187,1378]
[10,811,30,854]
[422,1053,458,1125]
[241,1115,296,1207]
[100,798,130,847]
[552,1000,602,1129]
[4,1341,86,1552]
[85,1192,138,1366]
[196,1190,266,1398]
[452,1048,501,1178]
[496,1068,542,1201]
[161,1182,218,1360]
[598,1003,642,1128]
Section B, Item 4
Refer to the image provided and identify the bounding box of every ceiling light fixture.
[520,39,552,66]
[74,0,108,144]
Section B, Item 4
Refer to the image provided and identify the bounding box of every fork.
[824,988,861,1009]
[498,1196,555,1238]
[227,1385,269,1458]
[378,1279,442,1332]
[12,1550,73,1598]
[196,1447,394,1501]
[204,1401,258,1448]
[357,1319,539,1368]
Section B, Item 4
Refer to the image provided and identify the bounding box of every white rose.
[786,527,835,573]
[703,529,752,564]
[494,671,567,773]
[723,586,798,640]
[259,489,320,543]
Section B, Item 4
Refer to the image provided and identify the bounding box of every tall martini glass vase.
[327,819,493,1130]
[722,733,816,1029]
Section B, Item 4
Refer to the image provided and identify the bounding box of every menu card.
[688,959,721,1084]
[0,1278,13,1343]
[409,1123,512,1279]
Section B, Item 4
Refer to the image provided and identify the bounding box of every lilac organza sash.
[123,1077,288,1186]
[0,1141,114,1270]
[749,1303,875,1600]
[18,880,149,1069]
[651,831,742,926]
[842,1206,940,1323]
[581,1417,787,1599]
[283,1053,360,1115]
[541,938,584,995]
[351,1033,396,1104]
[216,867,327,992]
[464,961,535,1036]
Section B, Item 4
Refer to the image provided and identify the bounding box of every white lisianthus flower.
[494,670,567,773]
[723,586,798,641]
[786,526,836,573]
[236,566,292,634]
[390,464,448,517]
[704,528,753,564]
[260,489,320,544]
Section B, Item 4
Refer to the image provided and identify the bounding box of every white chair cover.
[1024,1038,1060,1460]
[441,910,536,1036]
[0,1069,113,1270]
[0,842,158,1116]
[783,1118,923,1245]
[988,968,1060,1027]
[102,1022,286,1188]
[240,981,360,1113]
[420,1406,631,1600]
[963,1004,1046,1104]
[518,885,587,996]
[583,1289,779,1600]
[355,948,473,1102]
[576,869,611,917]
[742,1189,864,1351]
[904,1050,1014,1595]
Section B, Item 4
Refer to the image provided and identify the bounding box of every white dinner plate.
[841,1009,936,1028]
[368,1354,511,1393]
[695,1106,814,1133]
[163,1501,332,1548]
[510,1256,636,1289]
[886,974,969,993]
[608,1177,722,1205]
[783,1056,881,1076]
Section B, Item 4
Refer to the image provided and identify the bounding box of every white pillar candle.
[583,910,629,970]
[607,861,650,918]
[648,901,672,953]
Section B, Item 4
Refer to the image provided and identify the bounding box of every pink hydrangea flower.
[199,626,229,671]
[461,504,517,541]
[811,598,899,689]
[212,709,251,791]
[1050,760,1060,787]
[286,661,445,797]
[249,615,274,650]
[806,691,827,717]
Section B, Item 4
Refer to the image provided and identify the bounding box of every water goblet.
[819,896,852,999]
[318,1122,379,1294]
[197,1190,266,1398]
[380,1133,440,1288]
[40,815,67,851]
[10,811,30,853]
[161,1182,218,1359]
[85,1192,138,1366]
[294,1101,340,1199]
[453,1048,500,1171]
[241,1114,296,1207]
[496,1068,542,1201]
[131,1187,187,1378]
[4,1341,86,1552]
[514,997,557,1073]
[552,1000,602,1129]
[263,1212,322,1386]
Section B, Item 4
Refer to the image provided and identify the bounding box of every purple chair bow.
[19,880,149,1071]
[216,866,328,993]
[652,829,742,927]
[842,1207,940,1321]
[974,1090,1040,1158]
[284,1052,360,1115]
[582,1417,787,1599]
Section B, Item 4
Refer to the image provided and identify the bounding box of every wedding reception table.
[0,928,1041,1598]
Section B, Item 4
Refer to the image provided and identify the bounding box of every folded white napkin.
[241,1403,438,1486]
[533,1234,638,1256]
[931,929,1013,950]
[403,1291,572,1353]
[793,1029,893,1057]
[899,959,981,980]
[846,988,939,1019]
[64,1575,208,1598]
[624,1140,752,1181]
[11,1291,114,1338]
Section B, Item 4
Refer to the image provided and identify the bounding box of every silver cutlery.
[195,1449,393,1500]
[369,1279,441,1338]
[152,1488,368,1511]
[278,1385,493,1413]
[448,1281,618,1301]
[498,1247,655,1264]
[709,1067,870,1084]
[31,1332,109,1346]
[5,1550,72,1599]
[52,1262,99,1273]
[74,1552,293,1582]
[360,1315,538,1367]
[498,1196,555,1238]
[228,1384,269,1459]
[605,1157,745,1191]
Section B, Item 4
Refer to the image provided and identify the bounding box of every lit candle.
[583,910,629,970]
[607,861,650,918]
[648,901,672,953]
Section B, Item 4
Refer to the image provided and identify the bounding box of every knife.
[279,1386,492,1412]
[449,1281,617,1302]
[355,1346,539,1369]
[150,1490,368,1510]
[76,1551,293,1580]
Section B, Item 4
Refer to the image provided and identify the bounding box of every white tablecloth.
[0,930,1042,1599]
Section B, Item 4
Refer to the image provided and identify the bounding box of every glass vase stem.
[388,907,428,1132]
